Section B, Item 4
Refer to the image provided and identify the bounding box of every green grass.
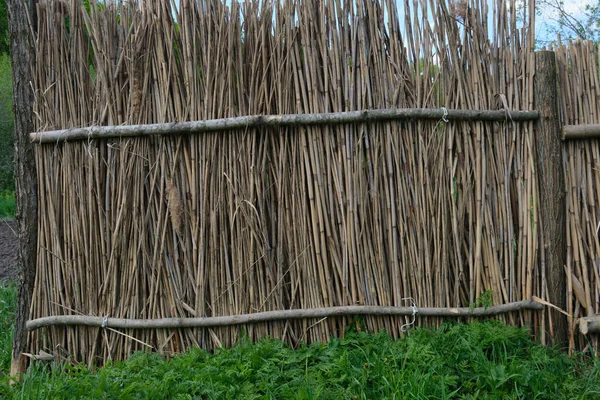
[0,190,15,219]
[0,284,598,399]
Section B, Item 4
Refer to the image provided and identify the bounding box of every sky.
[170,0,595,45]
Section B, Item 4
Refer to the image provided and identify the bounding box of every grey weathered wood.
[579,316,600,334]
[534,51,567,346]
[26,300,544,331]
[563,124,600,140]
[7,0,38,378]
[29,108,540,143]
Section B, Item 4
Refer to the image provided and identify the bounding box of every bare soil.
[0,220,18,282]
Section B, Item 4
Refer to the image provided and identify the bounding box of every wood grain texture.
[533,51,567,346]
[7,0,38,378]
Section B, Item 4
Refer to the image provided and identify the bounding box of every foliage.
[470,290,494,310]
[0,303,597,399]
[0,0,7,55]
[0,190,14,219]
[0,282,16,379]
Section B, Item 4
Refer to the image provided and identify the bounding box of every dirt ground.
[0,220,18,282]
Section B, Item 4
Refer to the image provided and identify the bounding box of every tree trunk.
[7,0,37,379]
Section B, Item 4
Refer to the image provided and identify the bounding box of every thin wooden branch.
[562,124,600,140]
[26,300,544,331]
[578,316,600,335]
[30,108,540,143]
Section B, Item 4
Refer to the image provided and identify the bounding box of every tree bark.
[7,0,37,379]
[534,51,567,346]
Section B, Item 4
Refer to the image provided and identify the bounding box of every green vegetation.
[0,282,596,399]
[470,290,494,311]
[0,0,8,55]
[0,52,13,193]
[0,190,14,219]
[0,0,13,195]
[0,282,15,376]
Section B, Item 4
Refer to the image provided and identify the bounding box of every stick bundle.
[554,40,600,354]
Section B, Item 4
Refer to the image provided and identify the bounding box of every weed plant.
[0,282,598,399]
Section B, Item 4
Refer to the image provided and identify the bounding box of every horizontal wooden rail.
[30,108,539,143]
[26,299,543,331]
[563,124,600,140]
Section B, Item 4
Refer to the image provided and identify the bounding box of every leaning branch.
[30,108,539,144]
[26,300,543,331]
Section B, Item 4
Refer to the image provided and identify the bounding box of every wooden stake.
[7,0,38,380]
[533,51,567,346]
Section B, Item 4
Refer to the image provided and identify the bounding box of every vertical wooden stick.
[533,51,567,346]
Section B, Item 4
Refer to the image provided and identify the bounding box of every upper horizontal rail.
[562,124,600,140]
[30,108,540,144]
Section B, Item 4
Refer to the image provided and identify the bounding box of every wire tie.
[441,107,449,123]
[400,297,418,332]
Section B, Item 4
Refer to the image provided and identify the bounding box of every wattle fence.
[24,0,600,365]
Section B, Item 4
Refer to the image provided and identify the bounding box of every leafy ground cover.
[0,283,598,399]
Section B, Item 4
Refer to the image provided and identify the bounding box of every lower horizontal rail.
[30,108,539,143]
[26,299,543,331]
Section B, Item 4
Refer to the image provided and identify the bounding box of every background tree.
[536,0,600,42]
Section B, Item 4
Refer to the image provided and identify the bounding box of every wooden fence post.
[533,51,567,346]
[7,0,38,378]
